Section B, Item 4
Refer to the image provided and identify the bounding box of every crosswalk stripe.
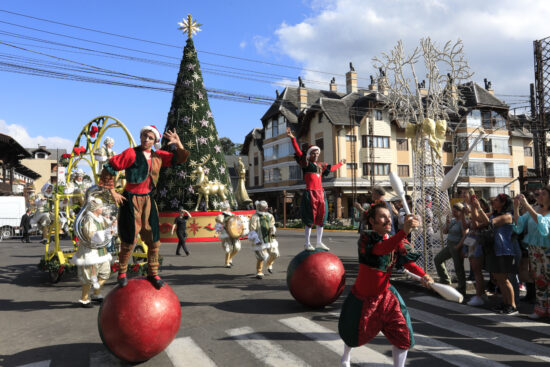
[226,326,310,367]
[165,337,218,367]
[89,351,122,367]
[408,306,550,363]
[412,332,509,367]
[15,362,51,367]
[280,316,393,366]
[412,296,550,335]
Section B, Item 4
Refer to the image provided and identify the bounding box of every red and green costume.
[338,230,425,349]
[100,146,189,277]
[290,137,343,226]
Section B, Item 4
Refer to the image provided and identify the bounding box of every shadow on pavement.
[214,298,310,315]
[0,343,113,367]
[0,298,76,311]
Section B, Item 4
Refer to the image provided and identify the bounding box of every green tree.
[155,36,236,211]
[219,137,242,155]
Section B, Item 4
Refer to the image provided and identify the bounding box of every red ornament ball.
[98,278,181,362]
[287,249,346,308]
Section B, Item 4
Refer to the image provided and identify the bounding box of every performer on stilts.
[286,127,346,251]
[248,200,279,279]
[99,125,190,289]
[71,197,115,307]
[215,201,241,268]
[338,202,433,367]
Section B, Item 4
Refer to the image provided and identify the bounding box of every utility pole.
[533,37,550,184]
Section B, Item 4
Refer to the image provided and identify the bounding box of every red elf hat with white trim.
[140,125,161,149]
[306,145,321,159]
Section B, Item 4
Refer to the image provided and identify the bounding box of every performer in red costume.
[286,127,346,251]
[99,125,189,289]
[338,202,433,367]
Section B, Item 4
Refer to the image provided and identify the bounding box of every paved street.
[1,230,549,367]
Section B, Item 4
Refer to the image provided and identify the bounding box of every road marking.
[412,296,550,336]
[16,362,51,367]
[280,316,392,367]
[165,336,217,367]
[408,306,550,363]
[89,351,121,367]
[412,332,509,367]
[226,326,310,367]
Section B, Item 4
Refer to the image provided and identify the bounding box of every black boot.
[147,275,165,289]
[117,274,128,287]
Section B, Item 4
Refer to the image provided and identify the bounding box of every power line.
[0,9,372,81]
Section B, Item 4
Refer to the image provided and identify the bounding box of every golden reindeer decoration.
[190,155,230,211]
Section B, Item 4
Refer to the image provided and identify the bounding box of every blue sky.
[2,0,550,153]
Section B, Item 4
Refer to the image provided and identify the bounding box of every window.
[460,162,510,177]
[254,155,258,165]
[278,116,286,134]
[510,168,514,178]
[362,163,390,176]
[346,163,358,170]
[375,110,383,120]
[345,135,357,142]
[265,121,273,139]
[361,135,368,148]
[457,137,483,152]
[273,168,282,182]
[36,153,47,159]
[482,110,506,130]
[272,118,279,137]
[315,138,324,150]
[254,176,259,186]
[289,165,302,180]
[466,110,482,128]
[397,165,409,177]
[396,139,408,151]
[273,145,279,159]
[524,146,533,156]
[368,136,390,148]
[443,142,452,153]
[264,147,273,161]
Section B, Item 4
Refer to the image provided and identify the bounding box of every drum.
[225,215,244,239]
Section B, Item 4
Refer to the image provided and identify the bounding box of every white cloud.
[269,0,550,106]
[0,119,74,151]
[239,41,247,49]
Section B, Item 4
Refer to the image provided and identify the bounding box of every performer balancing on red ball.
[99,125,190,289]
[338,202,433,367]
[287,127,346,251]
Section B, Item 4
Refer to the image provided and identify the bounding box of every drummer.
[215,201,242,268]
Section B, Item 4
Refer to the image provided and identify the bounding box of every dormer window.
[36,153,47,159]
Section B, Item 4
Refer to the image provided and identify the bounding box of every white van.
[0,196,26,241]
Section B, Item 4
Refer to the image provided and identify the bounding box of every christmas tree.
[156,15,236,212]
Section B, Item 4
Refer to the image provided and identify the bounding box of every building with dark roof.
[21,145,67,192]
[241,66,534,220]
[0,133,41,196]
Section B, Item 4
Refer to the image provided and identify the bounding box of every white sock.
[305,226,312,246]
[341,344,352,366]
[316,226,324,244]
[392,346,408,367]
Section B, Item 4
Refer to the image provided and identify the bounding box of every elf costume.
[99,125,189,289]
[248,200,279,279]
[290,136,343,251]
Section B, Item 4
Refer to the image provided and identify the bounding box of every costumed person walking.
[215,201,241,268]
[171,208,192,256]
[338,202,433,367]
[99,126,190,289]
[20,208,32,243]
[287,127,346,251]
[248,200,279,279]
[34,182,54,244]
[71,197,115,308]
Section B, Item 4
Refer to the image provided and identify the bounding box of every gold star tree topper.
[178,14,202,39]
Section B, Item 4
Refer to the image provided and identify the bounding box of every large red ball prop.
[287,249,346,308]
[98,278,181,362]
